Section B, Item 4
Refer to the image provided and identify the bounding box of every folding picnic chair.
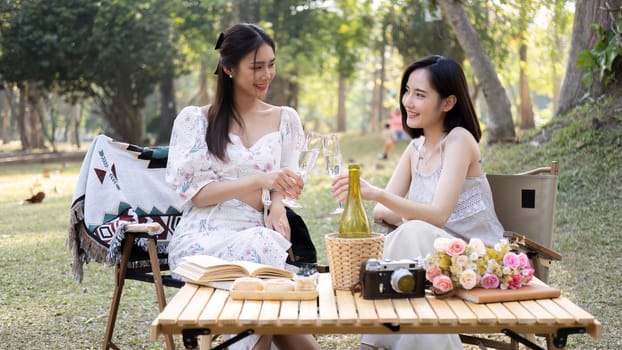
[460,160,562,350]
[67,135,184,350]
[67,134,321,350]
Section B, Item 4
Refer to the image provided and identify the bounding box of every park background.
[1,0,621,349]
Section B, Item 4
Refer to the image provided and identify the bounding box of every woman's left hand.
[267,202,291,241]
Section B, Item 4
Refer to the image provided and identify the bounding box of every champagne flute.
[323,134,344,215]
[281,132,321,208]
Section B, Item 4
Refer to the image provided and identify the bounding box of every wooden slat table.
[150,274,601,350]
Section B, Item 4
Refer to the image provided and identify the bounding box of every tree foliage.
[0,0,179,144]
[0,0,589,147]
[387,0,464,63]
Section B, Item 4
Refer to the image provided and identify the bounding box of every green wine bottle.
[338,164,371,238]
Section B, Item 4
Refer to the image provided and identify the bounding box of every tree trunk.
[70,103,82,149]
[519,44,535,130]
[157,67,177,145]
[369,66,380,133]
[17,85,29,150]
[438,0,516,143]
[550,0,565,115]
[198,59,210,106]
[337,75,347,133]
[27,84,52,150]
[376,23,388,133]
[1,83,13,144]
[187,59,210,106]
[100,95,144,145]
[22,83,46,150]
[555,0,622,116]
[238,0,259,23]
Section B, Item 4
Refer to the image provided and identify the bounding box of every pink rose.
[503,252,520,269]
[432,275,454,294]
[445,238,466,257]
[508,274,522,289]
[426,265,442,282]
[517,253,531,268]
[480,273,500,289]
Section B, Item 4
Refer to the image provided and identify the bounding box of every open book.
[173,255,294,285]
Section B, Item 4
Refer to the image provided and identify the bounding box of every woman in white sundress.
[166,23,320,350]
[332,55,504,350]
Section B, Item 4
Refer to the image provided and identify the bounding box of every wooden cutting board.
[456,279,561,304]
[229,290,319,300]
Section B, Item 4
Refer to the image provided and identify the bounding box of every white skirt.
[361,220,464,350]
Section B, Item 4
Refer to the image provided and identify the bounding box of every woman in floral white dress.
[166,23,320,350]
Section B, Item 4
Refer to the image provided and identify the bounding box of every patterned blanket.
[66,135,184,282]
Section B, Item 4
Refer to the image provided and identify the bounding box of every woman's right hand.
[264,168,303,199]
[331,173,381,202]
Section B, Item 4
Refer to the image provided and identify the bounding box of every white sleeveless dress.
[362,137,504,350]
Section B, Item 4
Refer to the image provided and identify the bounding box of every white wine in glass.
[323,134,344,215]
[282,132,321,209]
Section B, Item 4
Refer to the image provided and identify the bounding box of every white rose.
[434,237,451,252]
[459,269,478,290]
[468,238,486,256]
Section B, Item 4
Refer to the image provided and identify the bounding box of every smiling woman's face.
[401,68,444,130]
[231,43,276,99]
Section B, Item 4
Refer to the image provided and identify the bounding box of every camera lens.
[390,268,415,293]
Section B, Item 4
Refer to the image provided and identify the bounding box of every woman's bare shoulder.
[446,127,477,145]
[199,104,211,116]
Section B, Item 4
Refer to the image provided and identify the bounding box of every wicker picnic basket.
[324,233,384,290]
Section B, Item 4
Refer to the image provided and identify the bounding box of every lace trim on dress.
[447,184,486,223]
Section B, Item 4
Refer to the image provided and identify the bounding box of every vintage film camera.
[359,258,427,299]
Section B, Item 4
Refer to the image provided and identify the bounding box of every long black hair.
[207,23,276,161]
[399,55,481,142]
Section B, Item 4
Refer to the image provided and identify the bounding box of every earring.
[229,74,233,79]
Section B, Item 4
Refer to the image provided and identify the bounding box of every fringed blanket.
[66,135,183,282]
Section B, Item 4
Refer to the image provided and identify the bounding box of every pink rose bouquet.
[425,237,535,295]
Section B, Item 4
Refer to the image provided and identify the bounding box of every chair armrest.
[515,160,559,176]
[503,231,562,261]
[125,223,162,234]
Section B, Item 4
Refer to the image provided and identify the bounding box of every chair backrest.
[486,161,559,249]
[67,135,184,281]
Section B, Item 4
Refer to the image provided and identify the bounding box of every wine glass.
[281,132,322,208]
[323,134,344,215]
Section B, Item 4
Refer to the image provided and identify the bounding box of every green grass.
[1,94,620,349]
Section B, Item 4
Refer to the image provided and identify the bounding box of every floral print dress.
[165,106,304,349]
[165,105,304,275]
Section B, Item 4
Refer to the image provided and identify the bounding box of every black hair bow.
[213,32,224,74]
[214,32,224,50]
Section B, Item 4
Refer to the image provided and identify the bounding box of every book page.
[234,260,293,279]
[176,255,293,283]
